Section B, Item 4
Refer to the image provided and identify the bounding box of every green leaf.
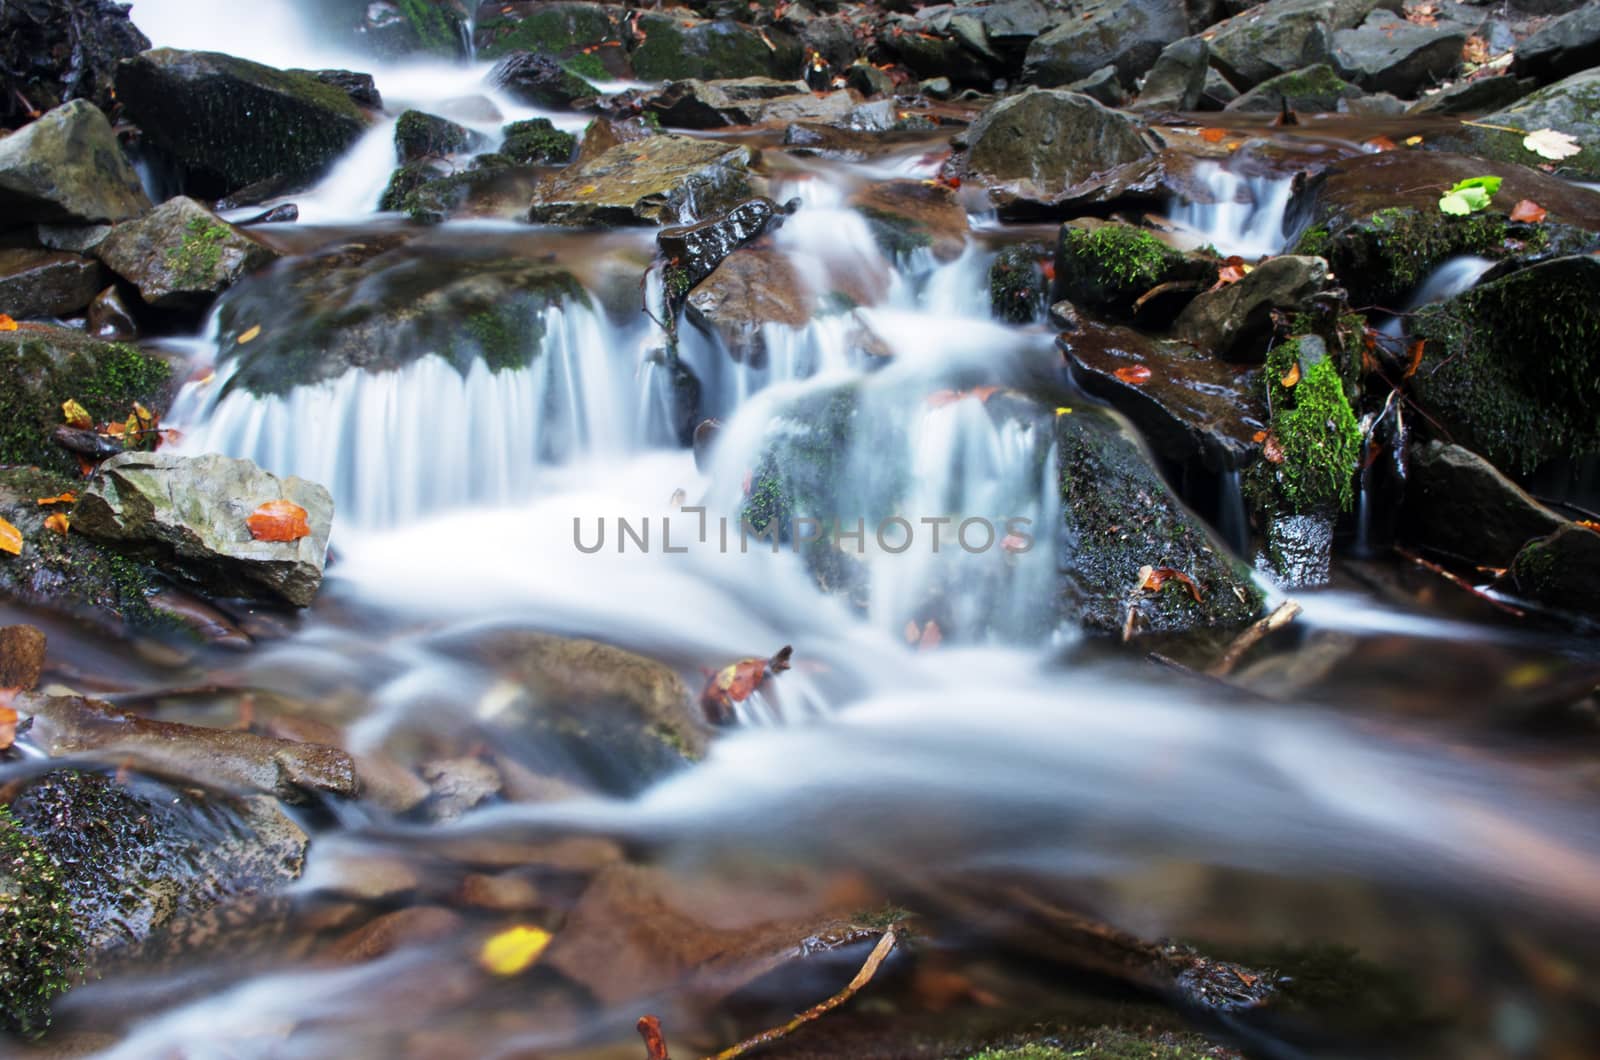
[1438,175,1501,215]
[1451,175,1503,195]
[1438,192,1472,215]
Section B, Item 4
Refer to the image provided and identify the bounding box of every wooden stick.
[1207,600,1301,676]
[637,1015,671,1060]
[1395,546,1527,618]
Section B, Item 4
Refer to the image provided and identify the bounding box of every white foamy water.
[1169,161,1297,259]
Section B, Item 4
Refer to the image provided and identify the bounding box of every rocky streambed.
[2,0,1600,1056]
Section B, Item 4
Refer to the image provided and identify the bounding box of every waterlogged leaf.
[1055,406,1072,416]
[1113,365,1152,385]
[1404,135,1424,147]
[1509,198,1548,223]
[0,314,15,332]
[35,492,77,506]
[1404,338,1426,380]
[1280,362,1301,387]
[0,704,14,751]
[62,399,92,429]
[237,324,262,344]
[1461,34,1490,65]
[1364,135,1397,152]
[0,518,21,555]
[247,500,311,542]
[1136,564,1204,603]
[43,513,69,536]
[1439,176,1500,215]
[478,925,552,976]
[1523,127,1581,161]
[700,645,793,724]
[1200,127,1227,143]
[1209,256,1251,291]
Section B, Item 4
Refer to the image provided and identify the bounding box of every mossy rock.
[0,327,172,474]
[0,804,81,1038]
[1226,62,1362,112]
[1054,220,1216,320]
[212,241,590,394]
[1509,523,1600,617]
[1408,255,1600,475]
[378,159,446,212]
[989,243,1049,323]
[966,1028,1225,1059]
[394,110,484,163]
[500,118,577,166]
[630,13,801,81]
[1427,67,1600,182]
[377,0,467,59]
[1246,334,1361,515]
[475,2,623,64]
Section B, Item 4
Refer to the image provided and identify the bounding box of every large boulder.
[73,451,334,607]
[1021,0,1188,89]
[487,52,598,108]
[115,49,372,198]
[1437,68,1600,181]
[529,134,754,226]
[1226,63,1363,112]
[0,100,151,226]
[630,13,801,82]
[1135,37,1210,111]
[1513,3,1600,84]
[1400,441,1565,567]
[1408,255,1600,476]
[1330,9,1467,97]
[95,197,281,311]
[475,2,623,64]
[961,89,1159,216]
[0,248,105,319]
[0,0,149,126]
[1206,0,1396,90]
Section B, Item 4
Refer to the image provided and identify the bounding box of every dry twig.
[1208,600,1301,676]
[1396,546,1527,618]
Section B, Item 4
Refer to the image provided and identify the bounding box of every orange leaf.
[699,645,793,723]
[917,620,942,651]
[0,314,16,332]
[1280,362,1301,387]
[0,704,14,751]
[62,399,92,429]
[1364,135,1397,152]
[1461,35,1489,64]
[1209,256,1250,291]
[1404,339,1426,380]
[0,517,21,555]
[35,492,77,506]
[43,513,69,535]
[1113,365,1152,385]
[247,500,311,542]
[1252,430,1268,443]
[1575,520,1600,534]
[1137,565,1204,603]
[1509,199,1547,223]
[1199,127,1226,143]
[1263,432,1286,464]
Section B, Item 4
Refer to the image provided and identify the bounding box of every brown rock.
[0,624,46,689]
[327,907,463,963]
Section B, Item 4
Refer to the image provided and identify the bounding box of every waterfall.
[1168,161,1297,259]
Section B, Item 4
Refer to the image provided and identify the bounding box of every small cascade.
[292,118,402,223]
[1168,161,1296,259]
[1379,254,1495,339]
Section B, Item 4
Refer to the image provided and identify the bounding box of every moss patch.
[1054,222,1212,319]
[1322,206,1550,309]
[1251,337,1360,513]
[856,204,934,257]
[0,804,82,1038]
[164,215,231,289]
[990,243,1047,323]
[500,118,576,166]
[395,0,463,57]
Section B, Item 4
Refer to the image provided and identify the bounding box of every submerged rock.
[95,197,281,310]
[849,179,969,262]
[685,247,812,363]
[0,100,152,225]
[0,799,77,1037]
[989,242,1049,323]
[73,451,334,607]
[530,134,754,226]
[0,247,106,319]
[115,48,372,198]
[659,195,793,309]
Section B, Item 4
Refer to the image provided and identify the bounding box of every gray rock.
[1201,67,1244,109]
[645,78,858,129]
[1175,255,1330,358]
[1468,67,1600,180]
[1407,74,1536,115]
[1135,37,1210,111]
[962,88,1159,214]
[35,222,113,255]
[1022,0,1188,88]
[0,101,151,225]
[1226,63,1364,112]
[1063,66,1128,107]
[530,134,754,226]
[487,52,598,108]
[1208,0,1396,89]
[845,62,896,98]
[1401,440,1565,566]
[1331,9,1467,97]
[1514,3,1600,84]
[115,49,371,197]
[94,197,280,310]
[73,451,334,607]
[0,248,106,319]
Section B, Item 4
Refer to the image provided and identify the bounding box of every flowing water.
[16,3,1600,1057]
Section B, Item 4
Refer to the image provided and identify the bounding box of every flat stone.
[0,247,106,319]
[530,134,754,226]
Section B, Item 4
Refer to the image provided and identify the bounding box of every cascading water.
[1168,160,1298,259]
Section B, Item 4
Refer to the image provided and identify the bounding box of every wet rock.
[686,248,812,362]
[0,795,77,1037]
[422,757,504,821]
[387,160,548,224]
[1330,9,1467,97]
[530,133,754,226]
[213,240,587,393]
[394,110,486,163]
[1400,440,1565,566]
[35,222,113,255]
[0,100,152,225]
[305,68,384,109]
[0,326,170,473]
[659,195,792,307]
[115,49,372,198]
[961,88,1159,216]
[989,242,1048,323]
[1262,510,1335,587]
[845,61,896,99]
[0,624,46,689]
[1053,219,1216,321]
[1022,0,1188,89]
[474,1,623,64]
[1509,524,1600,617]
[631,12,801,82]
[1062,320,1267,471]
[0,247,105,319]
[20,693,357,799]
[1135,37,1210,111]
[1408,255,1600,475]
[849,179,969,262]
[86,284,138,340]
[1406,73,1536,115]
[1513,3,1600,84]
[877,13,999,87]
[1202,67,1243,109]
[94,197,281,311]
[1062,66,1128,107]
[1174,254,1331,359]
[646,78,857,129]
[1435,67,1600,181]
[1207,0,1395,90]
[0,0,150,126]
[360,0,466,60]
[325,906,463,963]
[500,118,577,165]
[73,450,334,607]
[1227,63,1363,112]
[488,52,598,109]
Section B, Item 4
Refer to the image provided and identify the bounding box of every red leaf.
[1113,365,1152,385]
[1199,127,1226,143]
[1137,565,1204,603]
[699,645,793,724]
[1364,135,1397,152]
[1509,199,1547,223]
[247,500,311,542]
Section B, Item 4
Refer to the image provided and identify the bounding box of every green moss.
[454,306,542,372]
[989,243,1047,323]
[165,216,230,288]
[500,118,576,166]
[630,14,786,82]
[1053,223,1205,318]
[1065,226,1168,289]
[395,0,462,57]
[966,1028,1221,1059]
[1257,340,1361,513]
[0,804,82,1038]
[476,7,619,61]
[394,110,472,161]
[562,52,608,83]
[1292,225,1329,258]
[1328,207,1552,307]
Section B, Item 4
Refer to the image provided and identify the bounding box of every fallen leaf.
[1199,127,1227,143]
[478,925,552,976]
[0,704,14,751]
[917,621,942,651]
[237,324,262,344]
[0,518,21,555]
[43,513,69,535]
[1136,564,1204,603]
[1252,429,1268,443]
[61,399,92,429]
[1209,255,1251,291]
[1280,362,1301,387]
[1404,338,1426,379]
[1263,432,1286,464]
[1114,365,1152,385]
[1461,35,1489,64]
[1404,135,1424,146]
[1509,198,1548,223]
[1055,406,1073,416]
[1576,520,1600,534]
[1439,175,1500,215]
[0,314,15,331]
[1365,135,1397,152]
[700,645,793,724]
[247,500,312,542]
[1523,127,1581,161]
[35,492,77,506]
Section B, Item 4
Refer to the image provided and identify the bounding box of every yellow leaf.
[0,517,21,555]
[1404,135,1424,146]
[479,925,553,976]
[62,399,92,429]
[1055,406,1072,416]
[237,324,262,344]
[44,513,69,535]
[0,314,15,332]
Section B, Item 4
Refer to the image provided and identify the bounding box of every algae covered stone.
[0,99,152,225]
[530,134,754,226]
[0,804,81,1037]
[96,197,281,310]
